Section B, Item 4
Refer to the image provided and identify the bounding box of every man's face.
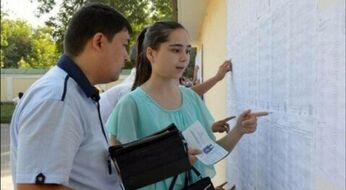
[102,30,130,83]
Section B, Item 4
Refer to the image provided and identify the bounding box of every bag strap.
[168,175,178,190]
[184,171,190,187]
[191,166,202,179]
[169,136,192,190]
[168,166,202,190]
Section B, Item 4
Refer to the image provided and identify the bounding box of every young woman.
[107,21,268,190]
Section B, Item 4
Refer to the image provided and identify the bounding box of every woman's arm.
[217,110,269,152]
[191,60,232,96]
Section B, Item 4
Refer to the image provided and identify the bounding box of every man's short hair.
[64,3,132,56]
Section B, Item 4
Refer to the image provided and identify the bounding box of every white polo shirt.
[10,55,121,189]
[100,68,136,123]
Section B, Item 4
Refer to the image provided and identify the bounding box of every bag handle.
[190,166,202,178]
[168,175,178,190]
[168,166,202,190]
[169,134,192,190]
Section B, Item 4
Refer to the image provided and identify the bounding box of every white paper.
[226,0,345,189]
[182,121,228,165]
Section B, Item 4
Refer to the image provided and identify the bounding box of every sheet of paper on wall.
[182,121,229,165]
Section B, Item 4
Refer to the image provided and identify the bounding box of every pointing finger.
[252,112,270,117]
[218,181,228,188]
[224,116,236,122]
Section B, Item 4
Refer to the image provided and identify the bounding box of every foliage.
[0,102,16,123]
[1,19,33,68]
[1,1,175,69]
[0,14,59,68]
[22,27,60,68]
[34,0,174,52]
[0,11,8,67]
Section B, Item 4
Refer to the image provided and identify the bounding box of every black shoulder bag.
[169,166,215,190]
[108,123,191,190]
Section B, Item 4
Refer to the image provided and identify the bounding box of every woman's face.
[148,28,191,80]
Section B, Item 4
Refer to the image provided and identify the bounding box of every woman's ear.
[146,47,155,64]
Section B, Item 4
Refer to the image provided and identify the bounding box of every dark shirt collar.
[57,55,100,101]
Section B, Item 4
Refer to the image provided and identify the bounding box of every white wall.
[226,0,345,190]
[198,0,229,186]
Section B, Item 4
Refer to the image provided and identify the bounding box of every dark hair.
[64,3,132,56]
[132,21,185,90]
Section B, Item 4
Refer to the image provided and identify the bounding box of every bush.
[0,102,16,123]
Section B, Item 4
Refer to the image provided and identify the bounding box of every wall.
[226,0,345,190]
[198,0,229,186]
[0,70,130,102]
[1,75,42,102]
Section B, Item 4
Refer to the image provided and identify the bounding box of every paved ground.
[1,124,13,190]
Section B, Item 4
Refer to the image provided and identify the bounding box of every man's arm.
[191,60,232,96]
[17,184,73,190]
[15,101,83,189]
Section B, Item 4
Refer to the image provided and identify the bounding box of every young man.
[10,3,131,189]
[99,46,137,123]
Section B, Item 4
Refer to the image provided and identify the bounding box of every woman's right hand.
[188,148,201,165]
[212,116,236,133]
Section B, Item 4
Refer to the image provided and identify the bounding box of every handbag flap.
[109,123,179,155]
[182,177,215,190]
[108,123,190,190]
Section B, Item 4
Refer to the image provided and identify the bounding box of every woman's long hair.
[131,21,185,90]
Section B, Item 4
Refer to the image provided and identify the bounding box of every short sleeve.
[106,95,139,143]
[15,100,83,185]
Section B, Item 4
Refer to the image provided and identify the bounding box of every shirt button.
[35,173,45,184]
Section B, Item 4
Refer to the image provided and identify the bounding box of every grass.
[1,102,16,123]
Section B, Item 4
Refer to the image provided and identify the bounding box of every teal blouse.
[107,86,216,190]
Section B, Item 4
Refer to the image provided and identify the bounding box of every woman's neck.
[143,76,178,92]
[142,76,182,110]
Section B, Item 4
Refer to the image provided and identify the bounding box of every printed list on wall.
[225,0,345,190]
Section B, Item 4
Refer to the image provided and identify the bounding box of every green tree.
[21,27,59,68]
[1,16,59,68]
[1,19,32,68]
[34,0,174,53]
[0,11,8,67]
